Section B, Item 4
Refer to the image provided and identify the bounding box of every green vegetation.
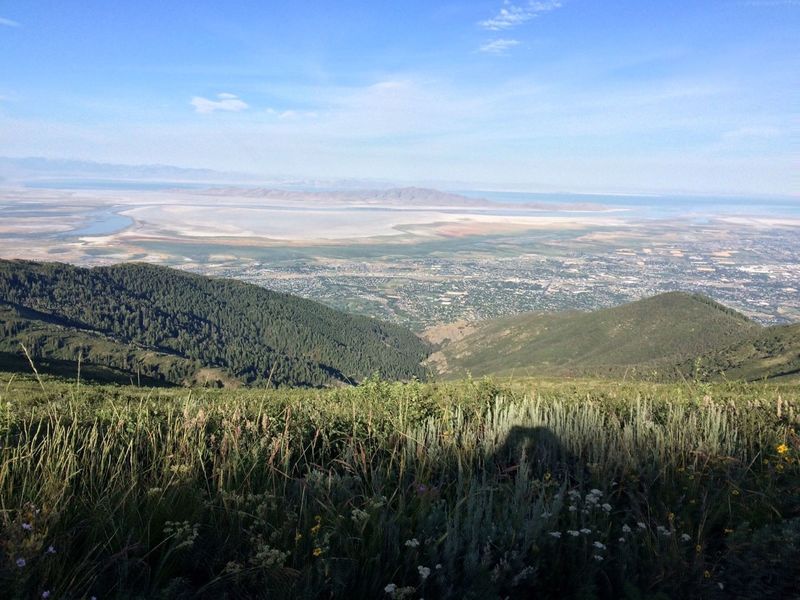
[1,374,798,599]
[685,323,800,382]
[0,260,429,387]
[428,292,799,382]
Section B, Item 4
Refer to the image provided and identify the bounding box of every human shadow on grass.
[491,425,588,482]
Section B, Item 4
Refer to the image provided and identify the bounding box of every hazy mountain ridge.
[0,260,429,387]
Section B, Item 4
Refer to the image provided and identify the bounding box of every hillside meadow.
[1,374,799,599]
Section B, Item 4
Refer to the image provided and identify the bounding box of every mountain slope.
[684,322,800,382]
[0,260,429,387]
[426,292,763,379]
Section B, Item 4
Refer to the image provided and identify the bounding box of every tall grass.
[1,376,798,598]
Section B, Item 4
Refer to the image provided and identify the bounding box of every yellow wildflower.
[312,547,323,557]
[777,443,789,455]
[704,570,711,579]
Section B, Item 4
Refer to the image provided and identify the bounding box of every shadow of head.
[493,425,580,479]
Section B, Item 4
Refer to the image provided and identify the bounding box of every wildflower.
[548,531,562,538]
[731,489,740,496]
[593,554,604,561]
[310,515,322,536]
[384,583,397,594]
[405,538,420,548]
[351,508,369,524]
[46,546,56,555]
[601,503,612,512]
[42,592,50,599]
[589,488,603,497]
[696,544,702,553]
[681,533,691,542]
[312,547,323,557]
[416,484,428,495]
[435,564,442,570]
[16,558,26,568]
[593,541,606,550]
[418,565,431,580]
[22,522,33,531]
[580,528,592,535]
[567,530,580,537]
[618,537,625,543]
[637,522,647,529]
[541,511,552,518]
[704,570,711,579]
[777,443,789,455]
[622,524,632,534]
[568,505,577,512]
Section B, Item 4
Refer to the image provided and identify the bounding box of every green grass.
[1,374,799,599]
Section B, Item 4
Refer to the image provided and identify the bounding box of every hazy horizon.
[1,1,798,196]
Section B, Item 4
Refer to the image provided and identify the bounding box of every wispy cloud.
[0,16,21,27]
[479,39,521,54]
[722,126,783,140]
[479,1,562,31]
[191,93,249,114]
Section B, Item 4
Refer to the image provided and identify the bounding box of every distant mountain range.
[0,260,429,387]
[1,260,796,386]
[425,292,800,382]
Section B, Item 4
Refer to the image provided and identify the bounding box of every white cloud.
[191,93,249,114]
[0,16,21,27]
[722,126,783,139]
[479,39,521,54]
[479,1,561,31]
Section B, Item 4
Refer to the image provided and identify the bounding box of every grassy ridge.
[428,292,777,380]
[1,375,798,598]
[0,260,430,387]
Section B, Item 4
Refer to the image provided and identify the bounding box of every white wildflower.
[418,565,431,580]
[622,524,632,534]
[681,533,691,542]
[593,554,604,561]
[404,538,420,548]
[580,528,592,535]
[384,583,397,594]
[548,531,562,538]
[568,505,577,512]
[637,522,647,529]
[593,541,606,550]
[567,530,580,537]
[541,511,552,518]
[601,503,612,512]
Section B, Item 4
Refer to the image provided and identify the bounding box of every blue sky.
[1,1,798,194]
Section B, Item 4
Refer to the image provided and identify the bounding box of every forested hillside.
[0,260,429,387]
[426,292,767,380]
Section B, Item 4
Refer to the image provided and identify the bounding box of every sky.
[0,0,798,195]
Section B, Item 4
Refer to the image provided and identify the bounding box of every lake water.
[65,210,134,237]
[459,190,800,220]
